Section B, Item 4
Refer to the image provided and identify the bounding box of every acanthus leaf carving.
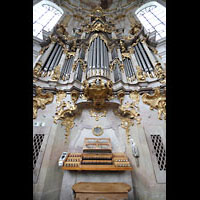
[33,86,54,119]
[142,87,166,120]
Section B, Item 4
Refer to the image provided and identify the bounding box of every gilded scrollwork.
[130,90,140,105]
[53,100,78,142]
[61,116,75,143]
[89,108,107,121]
[109,58,122,72]
[51,65,61,80]
[33,61,42,77]
[115,90,142,143]
[142,88,166,120]
[120,40,126,53]
[154,62,166,82]
[117,90,125,105]
[71,90,80,104]
[114,109,134,144]
[82,78,113,109]
[118,102,141,125]
[54,101,78,124]
[33,86,54,119]
[56,90,66,108]
[136,66,146,82]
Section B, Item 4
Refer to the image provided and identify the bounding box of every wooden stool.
[72,182,131,200]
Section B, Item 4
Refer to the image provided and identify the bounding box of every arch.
[135,1,166,41]
[33,0,64,40]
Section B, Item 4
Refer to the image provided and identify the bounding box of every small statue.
[33,62,42,77]
[51,65,61,80]
[154,62,165,80]
[130,139,140,167]
[136,66,146,81]
[129,24,141,35]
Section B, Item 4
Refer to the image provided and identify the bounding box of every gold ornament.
[33,62,42,77]
[33,86,54,119]
[130,91,140,105]
[154,62,166,81]
[118,102,141,125]
[89,108,107,121]
[82,78,113,109]
[56,90,66,108]
[136,66,146,82]
[51,65,61,80]
[61,116,75,143]
[142,88,166,120]
[71,90,80,104]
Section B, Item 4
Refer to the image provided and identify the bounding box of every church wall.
[33,94,166,200]
[33,1,166,199]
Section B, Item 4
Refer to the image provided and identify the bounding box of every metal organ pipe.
[130,58,135,77]
[89,42,93,69]
[123,59,128,78]
[97,37,100,69]
[48,45,62,71]
[127,59,133,78]
[134,46,142,68]
[137,42,152,74]
[54,48,63,69]
[127,59,132,78]
[102,42,105,69]
[43,43,59,71]
[61,59,68,77]
[92,39,96,68]
[62,58,69,78]
[135,45,148,73]
[100,39,103,69]
[139,42,154,71]
[68,56,74,74]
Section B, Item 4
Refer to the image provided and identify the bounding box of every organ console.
[61,138,132,171]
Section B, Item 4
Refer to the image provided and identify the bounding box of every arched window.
[136,1,166,41]
[33,0,64,40]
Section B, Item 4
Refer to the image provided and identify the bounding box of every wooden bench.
[72,182,131,200]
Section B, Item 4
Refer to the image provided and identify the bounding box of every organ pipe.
[139,42,154,71]
[97,37,100,69]
[48,45,62,71]
[137,42,152,73]
[43,43,59,71]
[135,45,147,72]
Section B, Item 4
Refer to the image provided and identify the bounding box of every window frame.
[135,1,166,41]
[33,0,64,40]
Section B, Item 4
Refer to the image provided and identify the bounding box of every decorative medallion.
[92,126,103,136]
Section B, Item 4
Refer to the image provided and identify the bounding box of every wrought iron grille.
[151,135,166,170]
[33,134,45,170]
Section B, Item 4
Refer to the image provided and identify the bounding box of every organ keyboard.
[61,138,132,171]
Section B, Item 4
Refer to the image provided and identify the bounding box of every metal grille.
[151,135,166,170]
[33,134,45,170]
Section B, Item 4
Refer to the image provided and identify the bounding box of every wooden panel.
[75,193,128,200]
[72,182,131,193]
[62,165,132,171]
